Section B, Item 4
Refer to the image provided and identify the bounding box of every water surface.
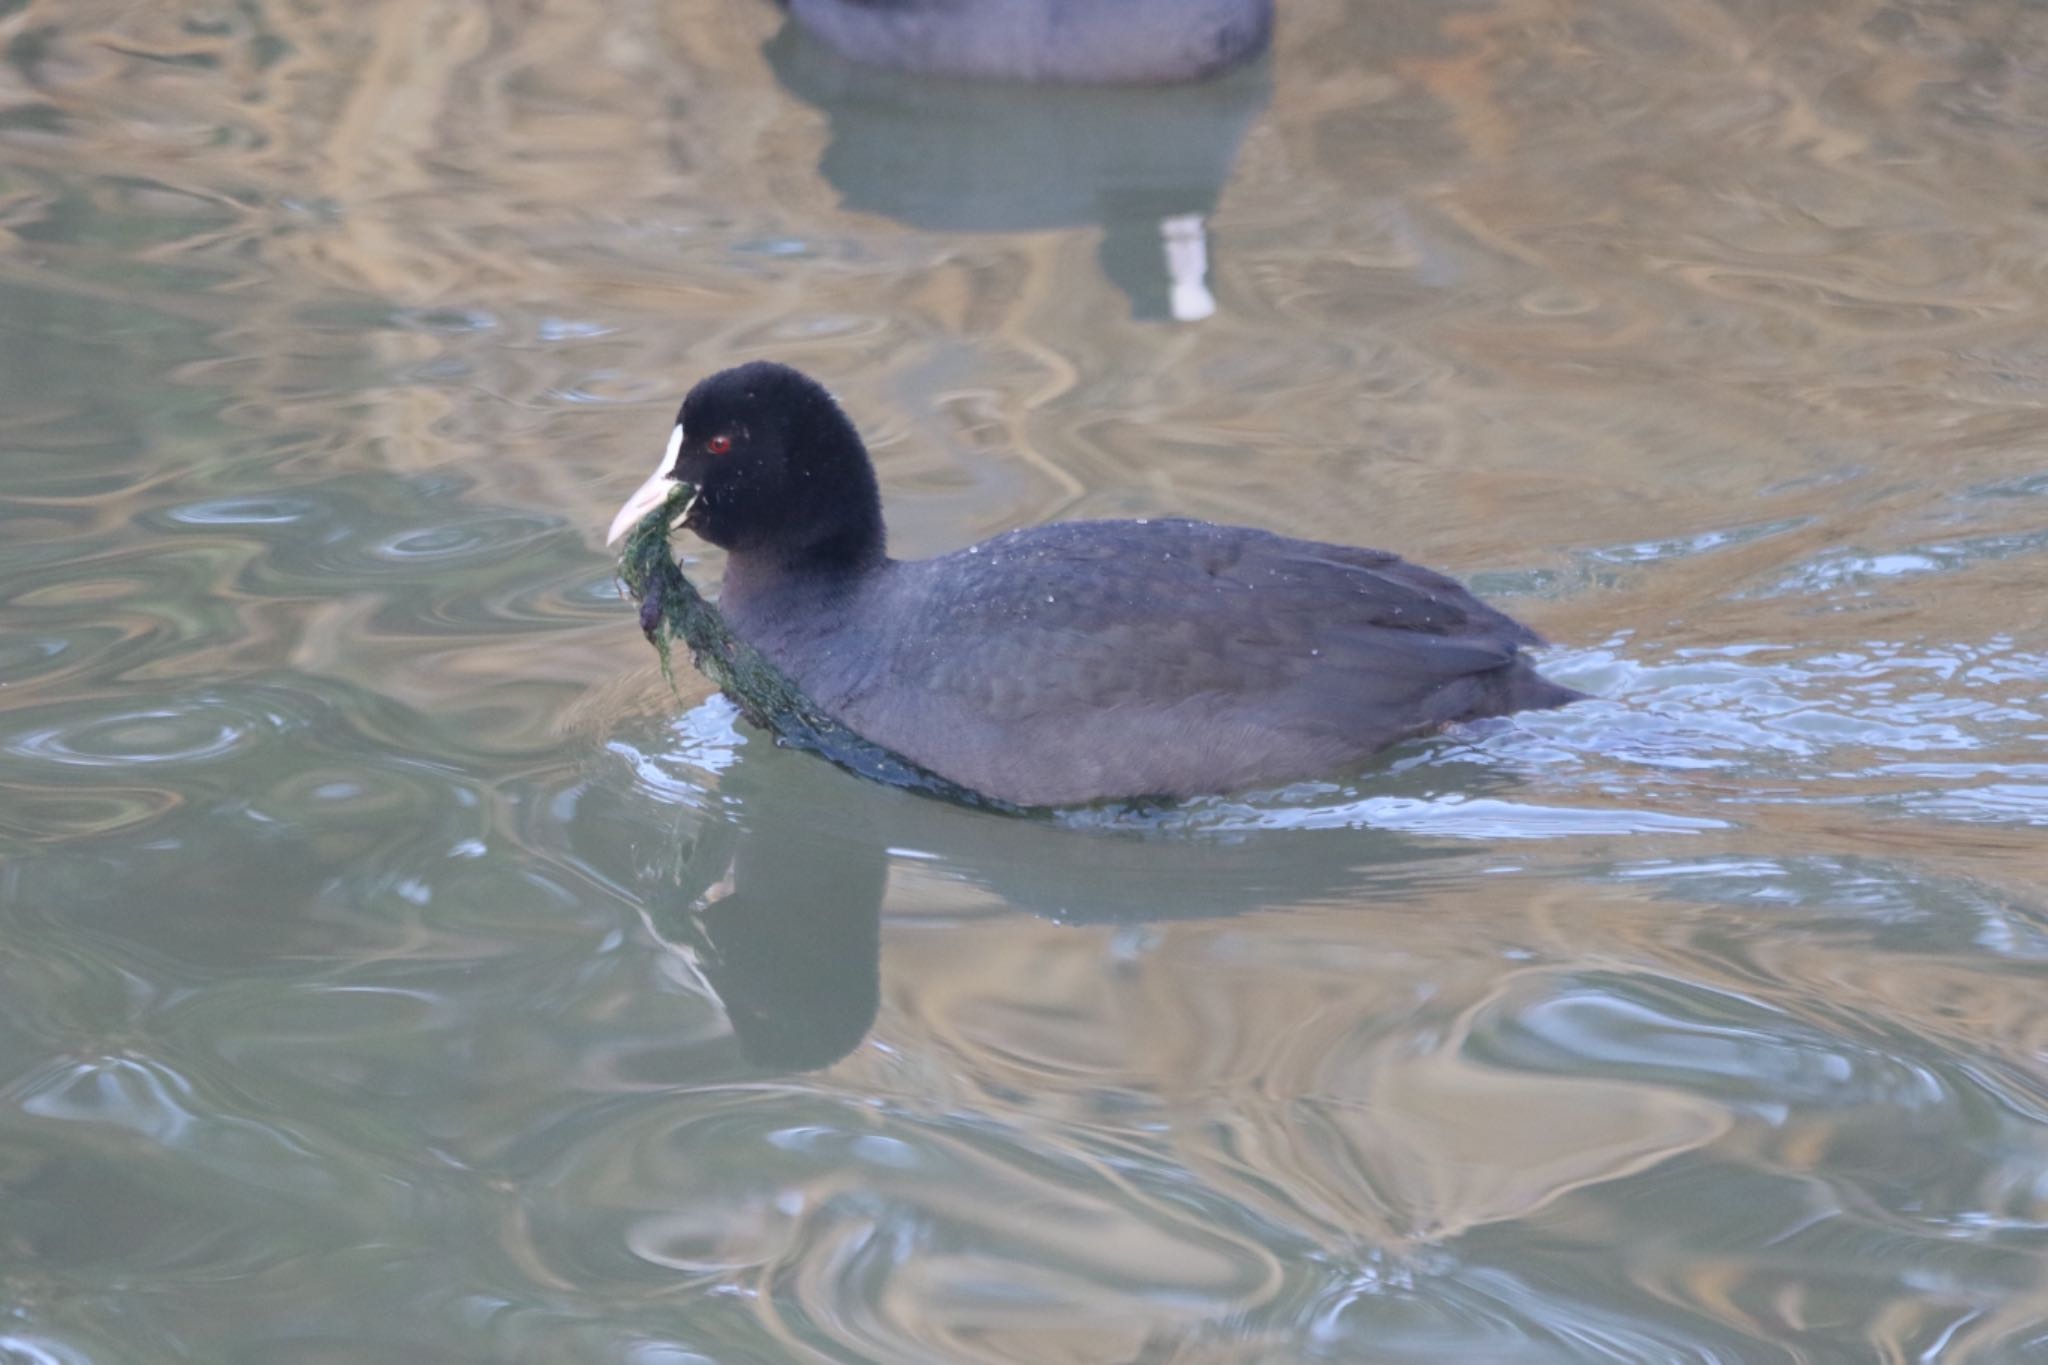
[3,1,2047,1360]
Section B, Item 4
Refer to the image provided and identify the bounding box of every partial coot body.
[780,0,1273,85]
[608,363,1583,807]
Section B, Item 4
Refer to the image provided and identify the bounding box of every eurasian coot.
[608,362,1583,806]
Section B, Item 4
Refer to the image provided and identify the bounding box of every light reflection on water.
[3,0,2048,1361]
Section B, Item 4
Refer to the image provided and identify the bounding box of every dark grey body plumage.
[627,362,1582,807]
[719,516,1577,806]
[781,0,1273,84]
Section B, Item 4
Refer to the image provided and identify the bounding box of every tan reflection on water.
[6,0,2048,1359]
[13,0,2048,695]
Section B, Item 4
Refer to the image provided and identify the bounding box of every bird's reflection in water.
[629,724,1519,1073]
[762,22,1272,322]
[643,789,888,1072]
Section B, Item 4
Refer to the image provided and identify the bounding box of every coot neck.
[789,501,888,576]
[720,509,890,608]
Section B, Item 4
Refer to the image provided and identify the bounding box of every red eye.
[705,434,733,456]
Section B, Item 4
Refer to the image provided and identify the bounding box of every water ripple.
[9,0,2048,1360]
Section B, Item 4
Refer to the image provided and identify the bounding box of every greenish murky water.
[3,2,2046,1361]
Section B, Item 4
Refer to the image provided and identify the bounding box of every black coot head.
[610,361,885,566]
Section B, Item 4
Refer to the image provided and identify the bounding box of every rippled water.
[3,1,2047,1360]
